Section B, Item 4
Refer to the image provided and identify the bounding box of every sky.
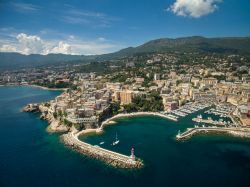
[0,0,250,55]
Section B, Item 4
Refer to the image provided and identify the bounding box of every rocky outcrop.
[22,104,39,112]
[47,119,69,133]
[23,103,69,133]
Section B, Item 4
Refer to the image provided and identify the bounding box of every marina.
[204,104,235,118]
[167,102,212,119]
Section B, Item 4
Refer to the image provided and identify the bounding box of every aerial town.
[1,53,250,129]
[1,0,250,186]
[1,52,250,167]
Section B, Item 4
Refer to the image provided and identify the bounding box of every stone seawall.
[61,132,143,169]
[176,127,250,140]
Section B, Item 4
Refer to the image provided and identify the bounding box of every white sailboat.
[112,132,119,146]
[99,141,105,145]
[176,130,181,138]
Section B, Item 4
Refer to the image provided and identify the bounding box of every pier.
[192,117,228,126]
[61,131,143,169]
[176,127,250,140]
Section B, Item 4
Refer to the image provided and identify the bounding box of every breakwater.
[61,131,143,169]
[176,127,250,140]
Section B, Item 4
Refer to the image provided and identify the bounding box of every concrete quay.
[176,127,250,140]
[61,131,143,169]
[192,118,228,126]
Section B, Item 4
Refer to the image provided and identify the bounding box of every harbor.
[160,102,212,120]
[191,103,238,128]
[204,104,235,118]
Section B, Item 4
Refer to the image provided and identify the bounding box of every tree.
[74,123,82,131]
[63,119,73,127]
[99,102,121,123]
[53,112,57,119]
[124,103,138,113]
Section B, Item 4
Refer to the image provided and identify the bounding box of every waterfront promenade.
[62,131,143,169]
[176,127,250,140]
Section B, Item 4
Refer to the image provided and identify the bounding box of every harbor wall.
[176,127,250,140]
[61,132,143,169]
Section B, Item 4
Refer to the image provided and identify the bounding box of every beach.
[28,84,67,91]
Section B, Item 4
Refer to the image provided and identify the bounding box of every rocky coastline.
[22,103,69,133]
[22,103,39,112]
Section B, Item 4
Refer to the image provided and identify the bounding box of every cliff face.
[23,103,69,133]
[47,119,69,133]
[39,105,69,133]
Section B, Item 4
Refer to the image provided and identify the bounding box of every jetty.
[176,127,250,140]
[61,131,143,169]
[192,117,229,126]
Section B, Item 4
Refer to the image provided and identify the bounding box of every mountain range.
[1,36,250,69]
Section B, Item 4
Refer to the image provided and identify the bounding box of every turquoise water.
[0,86,250,187]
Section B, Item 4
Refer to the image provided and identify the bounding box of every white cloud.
[0,33,72,55]
[168,0,222,18]
[11,2,40,13]
[16,33,45,54]
[48,41,72,54]
[97,37,107,42]
[0,33,123,55]
[0,44,17,52]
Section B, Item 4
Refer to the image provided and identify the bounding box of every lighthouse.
[130,147,135,161]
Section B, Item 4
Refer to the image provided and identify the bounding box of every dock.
[61,131,143,169]
[192,117,228,126]
[168,102,212,119]
[176,127,250,140]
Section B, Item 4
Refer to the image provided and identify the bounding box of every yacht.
[176,130,181,138]
[112,133,119,146]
